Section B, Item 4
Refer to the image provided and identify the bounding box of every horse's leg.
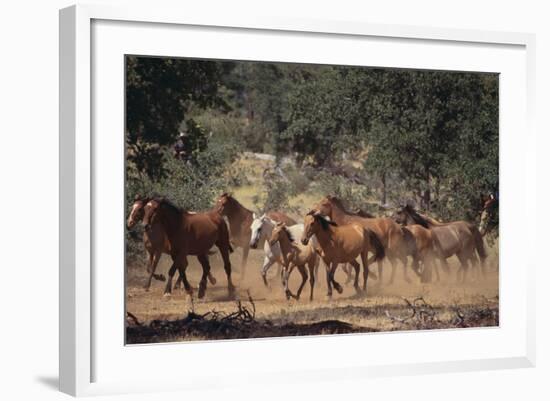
[360,251,369,294]
[196,254,211,299]
[426,252,439,282]
[400,255,412,283]
[342,263,353,284]
[207,263,217,286]
[173,272,184,290]
[240,245,250,282]
[330,263,343,294]
[283,264,294,300]
[144,250,162,291]
[176,256,193,296]
[308,261,316,301]
[410,255,420,278]
[314,257,320,282]
[325,262,333,298]
[217,243,235,296]
[388,257,397,285]
[376,260,384,287]
[294,264,308,300]
[260,256,276,287]
[349,259,361,294]
[457,253,470,284]
[163,260,179,296]
[439,257,451,281]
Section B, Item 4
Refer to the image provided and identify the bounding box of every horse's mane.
[354,208,375,218]
[403,205,431,228]
[313,213,337,230]
[153,197,186,215]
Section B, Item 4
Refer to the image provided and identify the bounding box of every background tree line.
[126,56,498,231]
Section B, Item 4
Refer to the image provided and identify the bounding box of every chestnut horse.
[215,193,296,281]
[142,198,235,298]
[313,196,417,285]
[400,224,440,283]
[301,211,385,297]
[393,204,487,282]
[127,196,217,290]
[269,222,319,301]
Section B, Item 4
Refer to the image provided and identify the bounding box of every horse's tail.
[366,229,385,263]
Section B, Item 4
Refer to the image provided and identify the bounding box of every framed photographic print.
[59,4,536,396]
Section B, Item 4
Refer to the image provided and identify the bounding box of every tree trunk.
[423,171,431,211]
[381,172,387,205]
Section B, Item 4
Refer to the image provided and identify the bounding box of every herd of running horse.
[126,193,488,301]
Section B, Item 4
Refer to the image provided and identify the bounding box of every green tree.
[126,56,232,178]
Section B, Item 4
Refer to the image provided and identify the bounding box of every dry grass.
[126,243,499,344]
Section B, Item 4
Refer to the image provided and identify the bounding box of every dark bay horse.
[126,196,216,290]
[301,211,385,297]
[142,198,235,298]
[393,205,487,282]
[215,193,296,281]
[313,196,417,285]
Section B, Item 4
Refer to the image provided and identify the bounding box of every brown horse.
[301,211,385,297]
[313,196,417,285]
[393,204,487,282]
[401,225,439,283]
[142,198,235,298]
[269,222,319,301]
[126,196,216,290]
[215,193,296,281]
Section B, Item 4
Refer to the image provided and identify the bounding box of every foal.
[269,222,319,301]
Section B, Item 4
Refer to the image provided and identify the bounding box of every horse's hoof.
[198,289,206,299]
[334,284,343,294]
[163,292,172,298]
[209,276,217,285]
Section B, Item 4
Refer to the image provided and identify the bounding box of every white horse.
[250,215,314,287]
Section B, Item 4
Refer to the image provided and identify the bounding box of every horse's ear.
[134,194,141,201]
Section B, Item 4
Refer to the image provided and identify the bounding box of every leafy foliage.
[125,57,499,242]
[126,56,232,178]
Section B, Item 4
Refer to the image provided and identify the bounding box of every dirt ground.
[125,242,499,344]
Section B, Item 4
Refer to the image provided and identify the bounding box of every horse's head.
[302,210,335,245]
[215,192,233,215]
[392,204,420,226]
[127,195,147,229]
[249,214,268,249]
[392,205,408,225]
[268,222,284,246]
[142,199,161,231]
[313,197,334,218]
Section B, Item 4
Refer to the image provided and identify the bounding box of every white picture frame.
[59,4,536,397]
